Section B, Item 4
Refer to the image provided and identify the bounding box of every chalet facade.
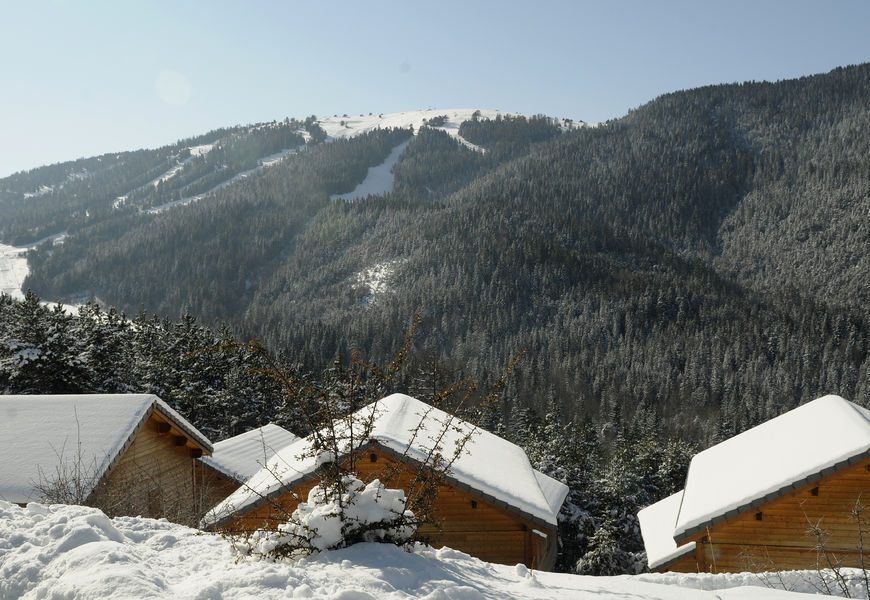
[0,394,212,526]
[196,423,300,511]
[203,394,569,570]
[639,394,870,573]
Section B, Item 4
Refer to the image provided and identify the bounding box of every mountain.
[2,66,869,441]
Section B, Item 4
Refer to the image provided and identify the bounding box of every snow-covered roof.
[0,394,211,504]
[200,424,300,482]
[638,491,696,570]
[205,394,569,528]
[533,470,571,519]
[675,394,870,540]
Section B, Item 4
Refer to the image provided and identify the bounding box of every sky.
[1,0,869,178]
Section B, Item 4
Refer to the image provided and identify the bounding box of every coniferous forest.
[2,64,870,573]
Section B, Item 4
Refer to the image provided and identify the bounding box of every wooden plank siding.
[196,461,244,515]
[681,457,870,573]
[657,551,701,573]
[87,413,209,526]
[219,445,556,569]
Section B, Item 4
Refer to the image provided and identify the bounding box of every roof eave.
[674,448,870,544]
[153,402,213,453]
[648,542,696,571]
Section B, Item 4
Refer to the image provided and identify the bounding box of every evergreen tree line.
[0,291,693,574]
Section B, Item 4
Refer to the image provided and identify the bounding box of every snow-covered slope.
[318,108,583,152]
[332,139,412,201]
[0,235,77,311]
[147,147,299,214]
[0,501,841,600]
[319,108,510,144]
[0,242,29,300]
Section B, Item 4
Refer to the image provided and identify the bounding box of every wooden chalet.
[196,423,300,510]
[203,394,569,570]
[639,394,870,573]
[0,394,212,526]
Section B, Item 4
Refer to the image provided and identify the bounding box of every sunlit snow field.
[0,502,851,600]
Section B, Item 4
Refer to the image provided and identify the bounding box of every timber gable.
[639,394,870,573]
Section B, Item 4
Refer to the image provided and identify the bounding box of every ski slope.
[320,108,510,152]
[147,147,299,214]
[0,242,29,300]
[0,234,81,312]
[332,139,412,201]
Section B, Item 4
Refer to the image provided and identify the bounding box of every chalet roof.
[200,424,300,482]
[204,393,569,528]
[638,490,695,570]
[674,394,870,541]
[0,394,211,504]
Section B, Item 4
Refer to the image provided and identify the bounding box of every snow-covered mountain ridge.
[318,108,584,148]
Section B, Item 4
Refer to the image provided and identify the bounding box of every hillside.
[2,66,869,441]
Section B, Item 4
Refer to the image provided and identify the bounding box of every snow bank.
[0,501,832,600]
[638,569,866,598]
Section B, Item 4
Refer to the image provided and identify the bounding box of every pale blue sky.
[1,0,869,177]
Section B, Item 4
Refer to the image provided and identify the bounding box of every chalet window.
[755,511,763,521]
[470,500,478,509]
[369,453,378,462]
[811,486,819,496]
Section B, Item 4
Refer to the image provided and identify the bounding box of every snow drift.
[0,501,843,599]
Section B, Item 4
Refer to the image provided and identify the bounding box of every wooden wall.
[88,413,207,526]
[196,461,242,515]
[679,457,870,573]
[220,445,557,569]
[655,551,701,573]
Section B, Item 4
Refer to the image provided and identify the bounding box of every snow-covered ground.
[353,259,404,302]
[0,235,79,311]
[332,140,412,201]
[0,232,68,301]
[0,242,29,300]
[0,502,839,600]
[318,108,584,149]
[319,109,507,153]
[22,184,54,199]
